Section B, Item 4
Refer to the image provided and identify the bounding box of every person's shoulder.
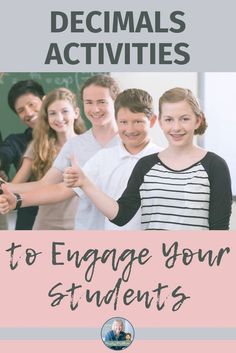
[76,129,92,140]
[4,128,31,140]
[203,151,229,168]
[145,141,163,153]
[120,331,127,338]
[91,144,121,162]
[69,129,94,147]
[104,330,113,340]
[131,152,158,177]
[138,152,158,165]
[59,130,91,150]
[102,144,121,157]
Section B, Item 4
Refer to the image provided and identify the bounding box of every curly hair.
[32,87,86,180]
[159,87,208,135]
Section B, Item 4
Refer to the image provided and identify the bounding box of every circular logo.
[101,317,135,350]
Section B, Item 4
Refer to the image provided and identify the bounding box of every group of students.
[0,74,232,230]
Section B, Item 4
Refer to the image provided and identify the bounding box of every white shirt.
[73,140,162,230]
[53,129,120,170]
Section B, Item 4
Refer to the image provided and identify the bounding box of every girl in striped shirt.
[63,87,232,230]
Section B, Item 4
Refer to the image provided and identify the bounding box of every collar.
[118,139,155,160]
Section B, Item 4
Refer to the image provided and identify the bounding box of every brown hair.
[80,74,120,101]
[114,88,154,118]
[159,87,207,135]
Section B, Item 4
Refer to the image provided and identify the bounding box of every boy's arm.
[63,159,119,220]
[81,177,119,220]
[0,135,17,174]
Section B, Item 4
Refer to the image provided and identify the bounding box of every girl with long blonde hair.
[12,87,86,229]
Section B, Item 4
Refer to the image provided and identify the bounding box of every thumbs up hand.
[63,155,86,188]
[0,183,17,214]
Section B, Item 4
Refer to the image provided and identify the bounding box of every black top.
[0,128,32,174]
[111,152,232,230]
[0,128,38,230]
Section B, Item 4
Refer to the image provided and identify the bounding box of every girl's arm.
[12,157,33,183]
[5,139,63,192]
[0,182,75,213]
[207,154,232,230]
[6,166,63,193]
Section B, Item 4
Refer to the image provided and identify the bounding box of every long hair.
[32,87,86,180]
[159,87,208,135]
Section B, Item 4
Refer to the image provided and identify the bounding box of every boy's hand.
[63,155,86,188]
[0,183,17,214]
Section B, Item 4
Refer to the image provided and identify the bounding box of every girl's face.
[159,100,201,148]
[47,99,79,134]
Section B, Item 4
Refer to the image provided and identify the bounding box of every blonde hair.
[32,87,86,180]
[159,87,207,135]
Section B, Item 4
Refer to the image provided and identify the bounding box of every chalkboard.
[0,72,105,138]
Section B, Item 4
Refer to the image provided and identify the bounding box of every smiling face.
[117,107,156,154]
[113,321,123,336]
[159,100,201,148]
[83,84,115,127]
[14,93,42,128]
[47,99,78,135]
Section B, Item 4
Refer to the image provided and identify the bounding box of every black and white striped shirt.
[111,152,232,230]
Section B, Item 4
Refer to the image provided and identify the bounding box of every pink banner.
[0,341,236,353]
[0,231,235,328]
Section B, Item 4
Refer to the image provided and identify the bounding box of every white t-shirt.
[53,129,120,170]
[73,140,162,230]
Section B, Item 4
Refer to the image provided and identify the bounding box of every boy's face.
[14,93,42,129]
[83,84,115,127]
[117,107,156,154]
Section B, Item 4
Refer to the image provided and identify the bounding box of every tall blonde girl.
[12,87,86,229]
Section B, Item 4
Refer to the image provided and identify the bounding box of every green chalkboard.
[0,72,105,138]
